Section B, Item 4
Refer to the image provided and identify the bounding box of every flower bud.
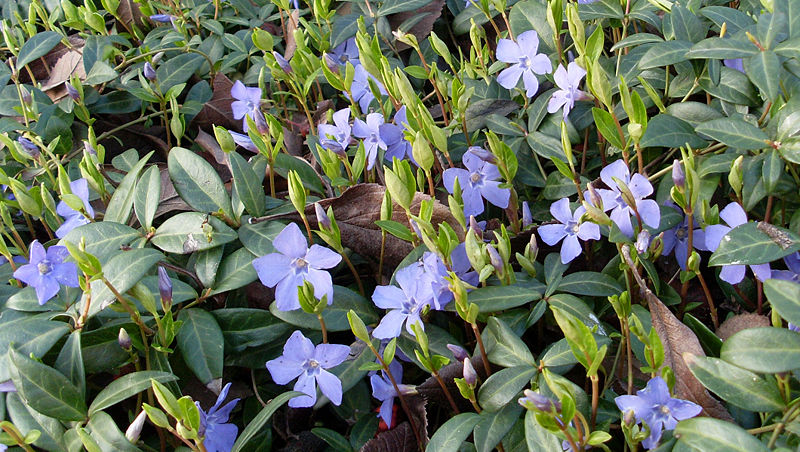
[65,82,80,101]
[323,53,339,73]
[17,137,39,157]
[149,14,173,22]
[143,62,157,81]
[447,344,469,362]
[468,216,483,240]
[521,389,561,412]
[126,410,148,443]
[118,328,132,352]
[273,51,292,73]
[21,89,31,105]
[622,408,636,427]
[672,159,685,190]
[635,230,651,254]
[586,182,603,210]
[158,266,172,310]
[462,358,477,386]
[526,234,539,262]
[467,146,496,164]
[522,201,532,228]
[487,245,503,275]
[314,202,331,230]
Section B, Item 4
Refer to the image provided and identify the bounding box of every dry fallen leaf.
[284,10,301,60]
[41,48,86,102]
[388,0,445,51]
[716,313,770,341]
[621,245,733,421]
[190,74,241,131]
[361,394,428,452]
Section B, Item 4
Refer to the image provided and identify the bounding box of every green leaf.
[0,317,70,382]
[695,118,769,150]
[709,222,800,266]
[524,410,562,451]
[591,108,624,149]
[212,308,291,352]
[151,212,237,254]
[104,152,154,224]
[477,366,537,412]
[177,309,224,384]
[721,327,800,373]
[134,165,162,230]
[273,153,325,195]
[377,0,430,15]
[744,51,781,101]
[59,222,143,263]
[195,247,223,288]
[508,0,555,53]
[557,272,622,296]
[229,151,265,217]
[374,220,414,241]
[684,355,784,412]
[638,40,693,70]
[17,32,62,68]
[80,248,164,318]
[270,285,379,331]
[674,417,768,452]
[168,147,232,218]
[88,371,178,415]
[6,392,66,452]
[686,37,758,59]
[157,54,204,94]
[640,114,708,149]
[483,317,536,367]
[209,247,258,295]
[231,391,301,452]
[466,285,541,313]
[473,402,524,452]
[312,428,354,452]
[55,331,85,400]
[426,413,481,452]
[764,279,800,326]
[9,346,87,421]
[86,411,141,452]
[238,220,285,256]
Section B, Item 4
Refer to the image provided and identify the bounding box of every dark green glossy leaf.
[17,31,61,68]
[177,309,224,384]
[229,151,265,217]
[209,247,258,295]
[88,371,178,415]
[9,346,87,421]
[674,417,768,451]
[466,284,541,313]
[87,411,141,452]
[168,147,232,217]
[477,366,537,412]
[105,152,154,224]
[151,212,237,254]
[744,51,781,101]
[764,279,800,327]
[640,114,708,149]
[231,391,301,452]
[157,54,205,93]
[524,410,561,451]
[59,222,143,263]
[212,308,292,352]
[709,222,800,266]
[0,317,69,382]
[426,413,481,452]
[270,285,379,332]
[134,165,162,230]
[557,272,622,296]
[685,355,784,412]
[6,392,66,452]
[721,327,800,373]
[55,331,85,400]
[483,317,536,367]
[238,220,286,256]
[80,248,164,318]
[638,40,692,70]
[473,402,524,452]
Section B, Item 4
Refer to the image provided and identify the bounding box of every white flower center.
[659,405,671,415]
[470,172,482,184]
[519,56,531,69]
[293,258,309,270]
[38,261,51,275]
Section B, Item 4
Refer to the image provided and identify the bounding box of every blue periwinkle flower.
[703,203,770,283]
[771,252,800,282]
[538,198,600,264]
[252,222,341,311]
[496,30,552,98]
[594,159,660,237]
[443,147,510,217]
[330,38,360,67]
[614,377,701,450]
[372,263,435,339]
[17,137,39,156]
[230,80,264,132]
[196,382,239,452]
[384,106,414,165]
[352,112,402,170]
[547,62,587,120]
[318,107,352,154]
[229,131,259,153]
[370,360,405,427]
[143,62,157,81]
[661,207,705,271]
[346,65,387,113]
[56,178,95,238]
[149,14,173,23]
[13,240,79,305]
[266,330,350,407]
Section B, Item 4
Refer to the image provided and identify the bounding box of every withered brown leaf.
[190,74,241,131]
[361,394,428,452]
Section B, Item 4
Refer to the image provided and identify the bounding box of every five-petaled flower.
[614,376,701,450]
[56,178,95,238]
[13,240,79,305]
[594,159,660,237]
[703,203,770,283]
[352,112,402,170]
[330,38,360,67]
[538,198,600,264]
[661,206,705,271]
[443,147,510,217]
[771,252,800,283]
[347,65,387,113]
[372,263,435,339]
[252,222,342,311]
[421,244,478,310]
[266,330,350,407]
[370,360,407,428]
[230,80,264,132]
[385,106,415,165]
[196,382,239,452]
[547,62,587,119]
[318,107,352,155]
[496,30,552,98]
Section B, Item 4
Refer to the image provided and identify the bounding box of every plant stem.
[471,322,492,376]
[340,251,365,296]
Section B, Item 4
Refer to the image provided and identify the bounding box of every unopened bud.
[468,216,483,240]
[314,202,331,230]
[522,201,532,228]
[687,250,701,273]
[126,410,148,443]
[627,122,643,142]
[635,230,651,254]
[273,51,292,73]
[118,328,132,352]
[672,159,685,190]
[586,182,603,210]
[323,53,339,73]
[487,245,503,275]
[467,146,496,164]
[447,344,469,361]
[462,358,477,386]
[17,137,38,155]
[521,389,561,412]
[21,89,31,105]
[623,409,636,426]
[253,111,269,135]
[527,234,538,262]
[158,266,172,310]
[65,82,80,101]
[143,62,157,81]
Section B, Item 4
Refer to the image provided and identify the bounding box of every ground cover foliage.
[0,0,800,450]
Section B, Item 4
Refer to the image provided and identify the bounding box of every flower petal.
[538,224,568,246]
[549,198,573,224]
[637,199,661,229]
[306,268,334,304]
[372,309,407,339]
[521,70,540,98]
[480,180,510,209]
[600,160,629,190]
[516,30,540,57]
[274,275,302,311]
[719,264,745,285]
[560,235,582,264]
[529,53,552,75]
[290,373,317,407]
[273,223,308,259]
[316,369,343,405]
[577,222,600,241]
[372,285,405,309]
[719,202,747,227]
[314,343,350,368]
[497,65,524,90]
[306,245,342,269]
[495,39,522,63]
[252,253,292,287]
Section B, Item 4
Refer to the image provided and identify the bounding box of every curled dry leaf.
[284,9,301,60]
[716,313,770,341]
[253,183,462,272]
[416,355,487,414]
[620,245,733,421]
[361,394,428,452]
[388,0,445,51]
[190,73,241,131]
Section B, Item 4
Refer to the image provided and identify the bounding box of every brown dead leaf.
[621,245,733,421]
[191,74,241,131]
[153,164,191,219]
[716,313,770,341]
[252,184,461,271]
[284,10,301,60]
[388,0,445,51]
[41,48,86,102]
[417,356,486,414]
[117,0,145,27]
[195,129,228,166]
[21,35,84,84]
